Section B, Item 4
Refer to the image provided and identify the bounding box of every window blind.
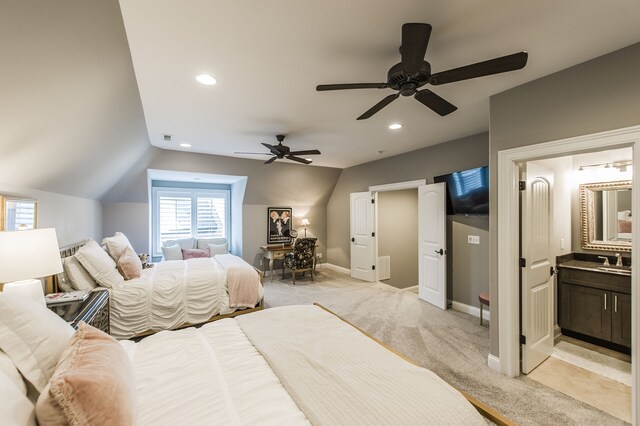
[158,195,192,244]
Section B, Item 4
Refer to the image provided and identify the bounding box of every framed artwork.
[267,207,292,244]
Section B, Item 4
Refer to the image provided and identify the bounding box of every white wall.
[0,184,102,247]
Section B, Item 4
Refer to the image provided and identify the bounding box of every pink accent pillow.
[117,246,142,280]
[182,248,210,259]
[35,322,137,426]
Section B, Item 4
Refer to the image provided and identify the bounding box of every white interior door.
[418,183,447,309]
[521,163,555,374]
[350,191,375,282]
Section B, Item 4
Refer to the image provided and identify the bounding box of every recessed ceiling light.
[195,74,217,85]
[180,143,191,148]
[388,123,402,130]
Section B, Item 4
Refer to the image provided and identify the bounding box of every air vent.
[163,134,172,142]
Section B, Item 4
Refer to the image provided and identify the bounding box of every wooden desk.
[261,245,293,282]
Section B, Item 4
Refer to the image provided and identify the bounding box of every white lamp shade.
[0,228,63,283]
[301,218,310,227]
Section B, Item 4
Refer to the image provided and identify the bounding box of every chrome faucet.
[615,253,623,267]
[598,256,610,266]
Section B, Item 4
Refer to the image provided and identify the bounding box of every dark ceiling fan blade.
[401,23,432,74]
[264,156,277,164]
[357,93,399,120]
[288,149,321,156]
[414,89,457,116]
[286,156,312,165]
[261,142,275,150]
[316,83,389,91]
[234,152,271,155]
[429,51,528,86]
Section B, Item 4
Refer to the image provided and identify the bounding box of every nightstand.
[48,289,110,334]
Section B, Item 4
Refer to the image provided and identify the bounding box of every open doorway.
[519,147,632,422]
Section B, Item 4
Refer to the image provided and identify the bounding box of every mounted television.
[433,166,489,215]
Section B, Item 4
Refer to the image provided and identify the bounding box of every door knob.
[434,248,444,256]
[351,237,355,243]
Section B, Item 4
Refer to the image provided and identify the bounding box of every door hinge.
[371,232,375,237]
[519,258,526,268]
[371,198,375,204]
[520,334,527,345]
[519,181,526,191]
[372,265,376,270]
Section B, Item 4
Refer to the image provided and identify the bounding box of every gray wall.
[449,216,490,307]
[101,147,341,268]
[0,184,102,247]
[489,42,640,356]
[378,189,418,289]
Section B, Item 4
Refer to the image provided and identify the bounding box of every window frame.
[152,187,230,257]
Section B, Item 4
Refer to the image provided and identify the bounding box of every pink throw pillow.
[182,248,210,259]
[35,322,137,426]
[117,246,142,280]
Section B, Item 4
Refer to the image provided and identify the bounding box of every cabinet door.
[611,292,631,347]
[560,283,611,341]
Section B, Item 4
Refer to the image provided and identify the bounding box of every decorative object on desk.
[0,228,62,306]
[301,218,310,237]
[267,207,293,244]
[0,195,38,231]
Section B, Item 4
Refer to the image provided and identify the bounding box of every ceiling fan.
[316,23,528,120]
[235,135,321,165]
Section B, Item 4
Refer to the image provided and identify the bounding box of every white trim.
[497,125,640,424]
[554,324,562,340]
[324,263,351,275]
[451,300,490,321]
[487,354,501,372]
[402,285,419,292]
[368,179,426,192]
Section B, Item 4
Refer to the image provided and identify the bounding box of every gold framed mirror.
[580,180,632,252]
[0,196,38,231]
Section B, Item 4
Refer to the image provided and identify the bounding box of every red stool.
[479,292,490,326]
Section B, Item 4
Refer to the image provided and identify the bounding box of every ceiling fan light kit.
[316,23,528,120]
[234,134,321,165]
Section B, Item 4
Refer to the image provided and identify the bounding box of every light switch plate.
[468,235,480,245]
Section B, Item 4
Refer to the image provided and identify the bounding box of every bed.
[0,293,513,426]
[55,236,264,339]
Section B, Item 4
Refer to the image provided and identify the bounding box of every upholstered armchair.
[283,238,317,284]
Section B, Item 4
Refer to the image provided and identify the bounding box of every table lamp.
[301,218,310,237]
[0,228,63,306]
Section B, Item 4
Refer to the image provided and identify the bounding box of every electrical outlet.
[468,235,480,245]
[317,252,323,259]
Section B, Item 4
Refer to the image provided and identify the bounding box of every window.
[152,188,230,256]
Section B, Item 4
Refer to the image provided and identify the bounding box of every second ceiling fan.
[316,23,528,120]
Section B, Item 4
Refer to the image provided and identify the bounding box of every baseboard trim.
[487,354,501,372]
[402,285,419,292]
[451,300,490,322]
[554,324,561,340]
[324,263,350,275]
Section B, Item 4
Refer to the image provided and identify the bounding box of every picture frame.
[267,207,292,244]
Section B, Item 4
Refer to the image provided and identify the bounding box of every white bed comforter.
[109,256,263,339]
[122,306,486,426]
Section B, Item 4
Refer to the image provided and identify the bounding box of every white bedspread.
[110,256,263,339]
[120,320,310,426]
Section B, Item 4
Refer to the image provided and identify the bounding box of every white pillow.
[75,240,124,288]
[0,370,36,426]
[207,243,228,256]
[0,294,74,392]
[161,244,183,261]
[164,237,195,250]
[63,256,98,291]
[102,232,135,261]
[197,238,226,250]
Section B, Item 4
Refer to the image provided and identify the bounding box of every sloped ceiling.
[0,0,149,199]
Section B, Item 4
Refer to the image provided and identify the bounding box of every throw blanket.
[236,305,486,426]
[215,254,263,309]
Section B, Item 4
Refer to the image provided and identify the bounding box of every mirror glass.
[1,196,38,231]
[580,181,631,252]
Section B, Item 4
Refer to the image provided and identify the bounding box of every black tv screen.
[433,166,489,215]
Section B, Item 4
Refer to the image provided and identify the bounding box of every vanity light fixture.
[578,160,632,172]
[388,123,402,130]
[195,74,217,85]
[180,143,192,148]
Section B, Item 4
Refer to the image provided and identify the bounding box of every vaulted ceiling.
[2,1,640,199]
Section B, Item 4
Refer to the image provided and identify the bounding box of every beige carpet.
[263,267,628,425]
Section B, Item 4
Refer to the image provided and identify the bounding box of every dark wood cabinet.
[558,266,630,351]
